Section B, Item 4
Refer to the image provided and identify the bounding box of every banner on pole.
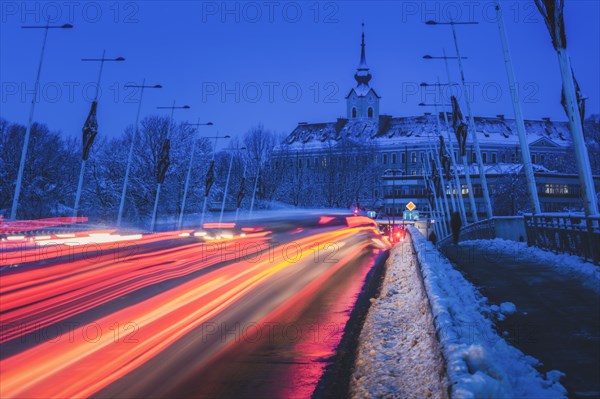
[439,135,451,180]
[205,160,215,197]
[157,138,170,184]
[237,177,246,208]
[82,101,98,161]
[451,96,468,157]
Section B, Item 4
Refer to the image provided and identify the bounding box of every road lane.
[1,217,389,398]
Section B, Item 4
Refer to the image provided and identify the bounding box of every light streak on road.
[0,218,389,398]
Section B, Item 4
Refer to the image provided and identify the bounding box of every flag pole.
[117,78,146,227]
[117,80,162,227]
[11,22,73,220]
[74,50,105,217]
[495,2,541,214]
[178,120,199,230]
[450,24,494,220]
[437,76,468,225]
[235,162,247,222]
[219,151,235,224]
[150,100,176,231]
[534,0,598,217]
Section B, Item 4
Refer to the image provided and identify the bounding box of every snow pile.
[464,238,600,293]
[350,239,448,399]
[489,302,518,321]
[408,226,567,399]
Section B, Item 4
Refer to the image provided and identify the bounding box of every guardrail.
[437,218,497,247]
[523,213,600,264]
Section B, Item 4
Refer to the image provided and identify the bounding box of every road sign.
[406,201,416,211]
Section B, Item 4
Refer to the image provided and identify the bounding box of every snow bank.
[350,238,448,399]
[408,226,567,399]
[464,238,600,294]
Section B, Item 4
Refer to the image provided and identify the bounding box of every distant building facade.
[276,26,597,218]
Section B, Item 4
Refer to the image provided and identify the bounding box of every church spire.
[355,22,372,86]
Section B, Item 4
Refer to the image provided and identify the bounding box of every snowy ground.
[461,238,600,294]
[350,236,449,399]
[409,227,567,399]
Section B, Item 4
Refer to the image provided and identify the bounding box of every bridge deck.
[444,239,600,398]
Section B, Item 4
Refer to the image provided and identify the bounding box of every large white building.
[278,27,595,218]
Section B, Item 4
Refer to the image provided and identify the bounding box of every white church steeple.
[346,23,380,120]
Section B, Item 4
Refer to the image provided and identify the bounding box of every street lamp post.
[426,20,494,220]
[249,164,260,219]
[219,146,246,225]
[150,102,190,231]
[10,22,73,220]
[421,54,479,223]
[234,161,248,222]
[419,85,468,225]
[200,133,230,225]
[74,51,125,217]
[116,80,162,227]
[177,121,214,230]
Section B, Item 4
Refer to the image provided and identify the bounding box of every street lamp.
[177,121,216,229]
[10,22,73,220]
[73,51,126,217]
[423,55,467,60]
[425,19,494,220]
[200,132,231,225]
[116,80,162,227]
[219,146,246,225]
[150,102,191,231]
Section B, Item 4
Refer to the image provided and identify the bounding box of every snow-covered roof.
[280,114,573,152]
[346,84,380,98]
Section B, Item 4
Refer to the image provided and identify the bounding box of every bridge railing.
[437,218,497,247]
[523,213,600,264]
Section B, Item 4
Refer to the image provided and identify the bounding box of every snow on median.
[408,226,567,399]
[350,236,448,399]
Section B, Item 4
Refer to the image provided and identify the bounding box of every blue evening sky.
[1,1,599,141]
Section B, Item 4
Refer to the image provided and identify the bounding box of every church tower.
[346,23,380,120]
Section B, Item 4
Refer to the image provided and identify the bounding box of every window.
[306,158,310,168]
[531,153,537,163]
[392,153,397,164]
[492,152,497,163]
[540,154,546,162]
[401,153,406,164]
[368,107,373,118]
[411,152,417,163]
[501,153,506,163]
[298,158,302,168]
[352,107,357,118]
[482,152,487,163]
[383,154,388,164]
[472,152,477,163]
[544,184,569,195]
